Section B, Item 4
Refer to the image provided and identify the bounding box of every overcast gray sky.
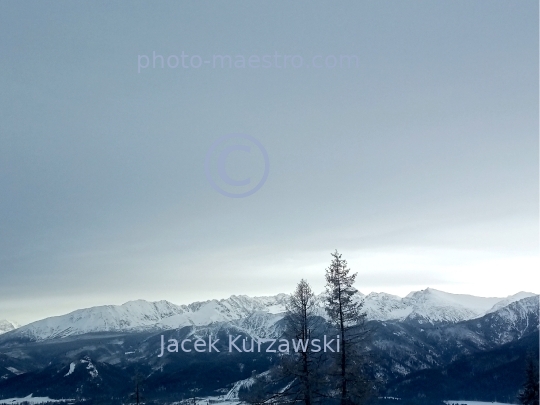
[1,1,538,325]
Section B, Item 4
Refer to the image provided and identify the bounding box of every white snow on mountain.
[3,300,186,341]
[64,362,76,377]
[484,291,537,314]
[0,320,20,335]
[2,289,536,342]
[352,288,537,324]
[80,357,98,379]
[361,292,412,321]
[481,295,540,344]
[3,294,289,341]
[398,288,505,323]
[6,367,23,375]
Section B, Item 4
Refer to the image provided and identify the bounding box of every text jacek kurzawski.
[158,334,340,357]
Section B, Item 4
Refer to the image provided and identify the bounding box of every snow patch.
[80,357,98,378]
[64,362,76,377]
[6,367,23,375]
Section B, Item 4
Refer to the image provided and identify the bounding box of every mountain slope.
[385,330,539,403]
[368,295,540,382]
[0,355,131,400]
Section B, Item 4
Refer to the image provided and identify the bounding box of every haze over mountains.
[1,288,535,341]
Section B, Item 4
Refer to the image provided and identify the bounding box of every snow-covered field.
[0,394,74,404]
[168,397,242,405]
[0,395,241,405]
[0,397,518,405]
[445,401,516,405]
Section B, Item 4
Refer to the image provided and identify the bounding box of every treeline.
[239,250,374,405]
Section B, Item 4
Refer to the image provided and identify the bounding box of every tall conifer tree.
[282,279,321,405]
[324,250,371,405]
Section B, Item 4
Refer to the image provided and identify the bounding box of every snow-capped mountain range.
[0,291,538,403]
[1,288,537,342]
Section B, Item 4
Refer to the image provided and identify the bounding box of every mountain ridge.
[2,289,536,342]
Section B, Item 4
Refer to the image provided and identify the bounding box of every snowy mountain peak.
[405,288,496,307]
[358,288,537,324]
[485,291,537,314]
[0,320,20,335]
